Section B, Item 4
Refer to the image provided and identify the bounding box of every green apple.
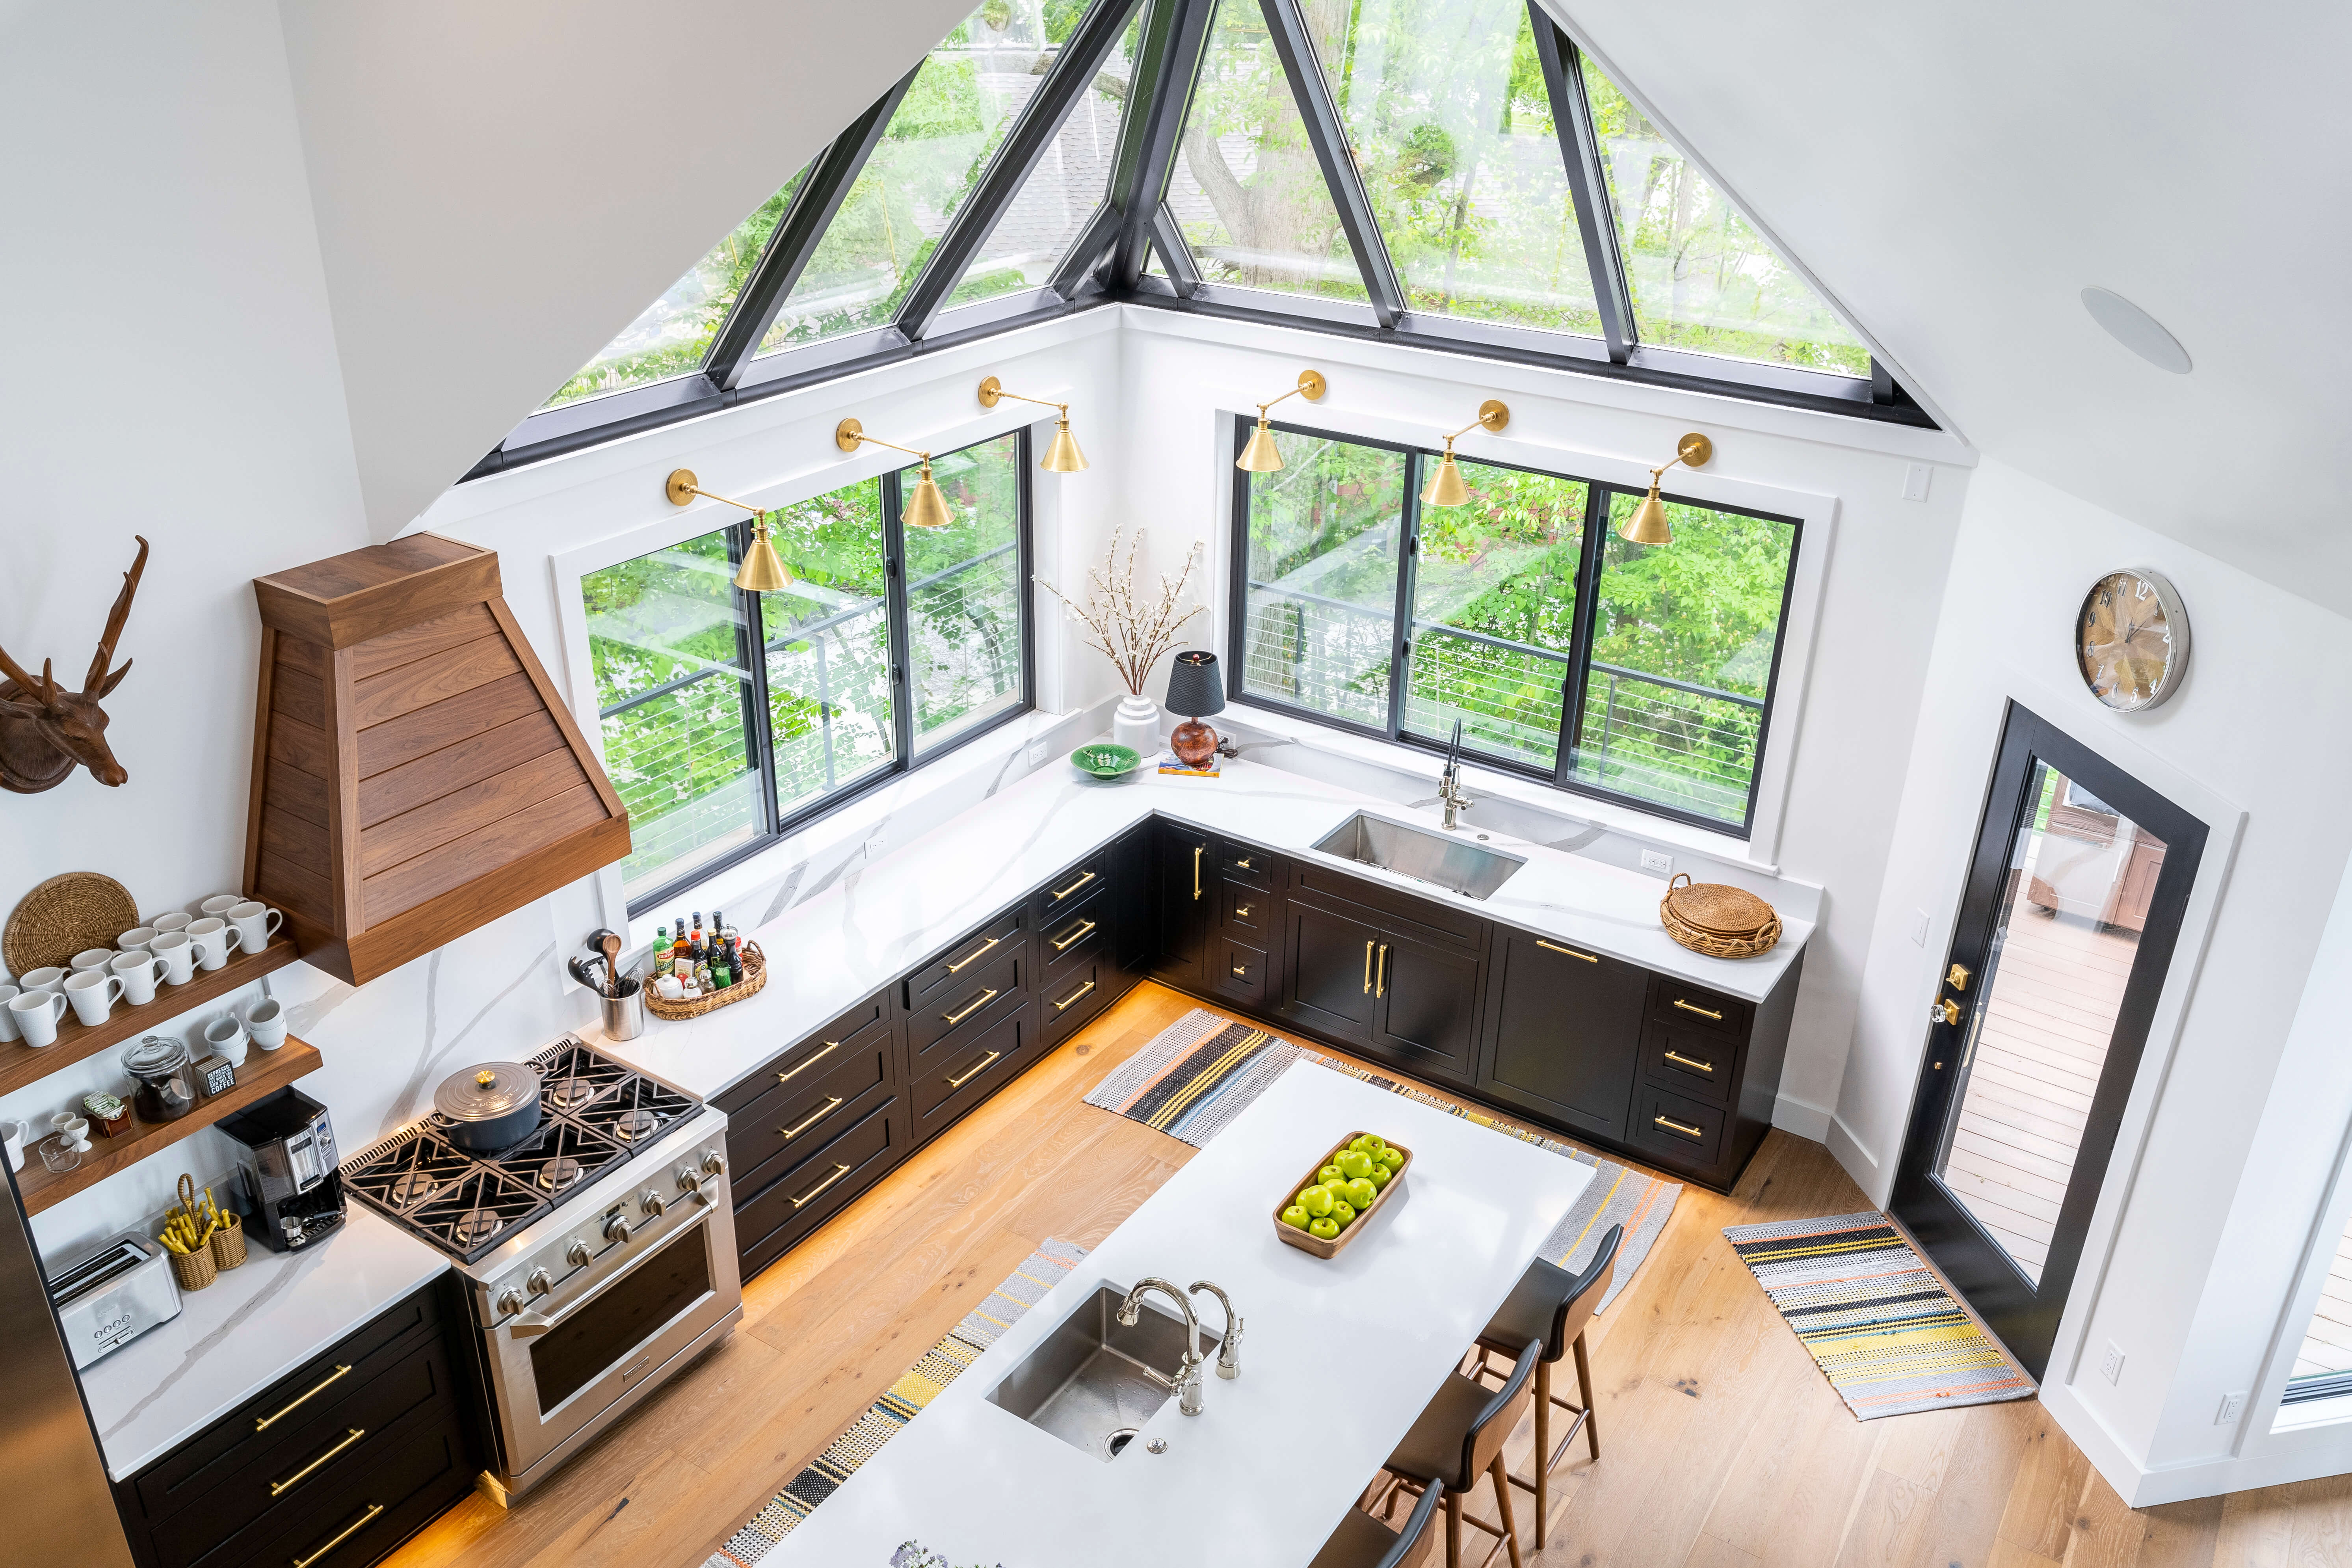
[1377,1147,1405,1171]
[1347,1134,1376,1155]
[1318,1164,1346,1187]
[1344,1177,1377,1209]
[1335,1150,1373,1181]
[1331,1198,1357,1226]
[1308,1216,1340,1240]
[1281,1204,1311,1230]
[1367,1162,1392,1189]
[1299,1185,1336,1218]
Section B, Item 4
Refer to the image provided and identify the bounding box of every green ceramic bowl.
[1070,743,1143,778]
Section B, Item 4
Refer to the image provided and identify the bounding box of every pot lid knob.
[478,1070,496,1087]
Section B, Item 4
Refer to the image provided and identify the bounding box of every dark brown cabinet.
[1282,899,1382,1042]
[1476,931,1650,1140]
[1152,821,1213,986]
[1282,873,1482,1086]
[1370,926,1483,1081]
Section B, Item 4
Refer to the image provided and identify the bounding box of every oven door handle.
[501,1212,716,1340]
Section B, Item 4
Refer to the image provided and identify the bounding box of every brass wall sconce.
[664,469,793,591]
[835,419,954,530]
[1235,370,1328,472]
[1419,400,1511,507]
[977,378,1088,472]
[1619,433,1714,545]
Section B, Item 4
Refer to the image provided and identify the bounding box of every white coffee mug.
[110,950,162,1007]
[0,1118,24,1172]
[117,926,159,953]
[186,917,244,972]
[149,912,192,935]
[63,969,124,1027]
[200,895,242,920]
[70,947,115,973]
[246,998,288,1051]
[8,990,69,1048]
[203,1014,249,1067]
[227,901,283,955]
[0,986,20,1042]
[149,932,197,986]
[18,966,66,995]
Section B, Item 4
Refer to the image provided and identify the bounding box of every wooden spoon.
[600,932,623,997]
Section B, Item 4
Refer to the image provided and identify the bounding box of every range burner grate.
[403,1166,548,1257]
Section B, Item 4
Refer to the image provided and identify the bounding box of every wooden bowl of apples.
[1273,1131,1412,1259]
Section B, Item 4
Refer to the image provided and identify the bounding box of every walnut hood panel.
[245,533,630,986]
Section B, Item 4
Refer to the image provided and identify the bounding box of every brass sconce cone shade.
[734,516,793,592]
[1237,419,1285,472]
[1042,418,1088,472]
[1620,488,1675,545]
[903,463,954,530]
[1421,452,1470,507]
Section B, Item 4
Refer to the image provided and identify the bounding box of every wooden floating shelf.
[15,1038,322,1214]
[0,936,300,1102]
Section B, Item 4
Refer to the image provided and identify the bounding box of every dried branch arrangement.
[1036,528,1203,696]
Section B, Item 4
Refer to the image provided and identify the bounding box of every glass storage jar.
[122,1036,196,1123]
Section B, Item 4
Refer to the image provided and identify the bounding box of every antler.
[0,637,44,705]
[83,534,149,697]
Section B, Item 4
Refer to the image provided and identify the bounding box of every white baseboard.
[1772,1093,1833,1141]
[1826,1111,1887,1205]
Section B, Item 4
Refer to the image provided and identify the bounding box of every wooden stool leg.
[1532,1360,1550,1548]
[1573,1331,1599,1461]
[1446,1488,1463,1568]
[1489,1455,1523,1568]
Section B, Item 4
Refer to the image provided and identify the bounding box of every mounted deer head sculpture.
[0,536,149,792]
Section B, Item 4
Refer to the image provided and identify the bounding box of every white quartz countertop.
[606,751,1811,1101]
[78,1205,450,1480]
[772,1062,1593,1568]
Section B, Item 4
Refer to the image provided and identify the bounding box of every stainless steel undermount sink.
[987,1285,1220,1461]
[1312,811,1527,900]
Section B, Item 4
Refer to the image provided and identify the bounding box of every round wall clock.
[2075,567,2189,711]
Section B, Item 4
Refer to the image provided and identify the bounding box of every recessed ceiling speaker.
[2081,286,2192,374]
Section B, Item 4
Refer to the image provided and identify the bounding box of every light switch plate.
[1639,849,1673,876]
[1902,463,1932,501]
[1909,909,1930,946]
[2101,1341,2125,1384]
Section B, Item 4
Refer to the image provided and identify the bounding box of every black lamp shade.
[1165,650,1225,718]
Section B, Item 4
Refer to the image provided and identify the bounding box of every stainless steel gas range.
[340,1038,742,1503]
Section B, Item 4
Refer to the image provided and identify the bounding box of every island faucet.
[1188,1280,1243,1380]
[1117,1278,1207,1415]
[1437,718,1473,831]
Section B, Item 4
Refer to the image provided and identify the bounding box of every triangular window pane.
[945,6,1144,310]
[760,0,1070,354]
[544,171,803,407]
[1305,0,1600,336]
[1165,0,1366,301]
[1580,56,1866,373]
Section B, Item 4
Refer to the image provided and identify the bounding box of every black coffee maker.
[218,1087,347,1253]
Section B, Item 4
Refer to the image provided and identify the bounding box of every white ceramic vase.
[1113,694,1162,757]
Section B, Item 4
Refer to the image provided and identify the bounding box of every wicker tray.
[6,871,139,978]
[644,940,767,1021]
[1660,874,1781,958]
[1272,1131,1414,1260]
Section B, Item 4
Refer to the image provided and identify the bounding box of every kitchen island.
[768,1059,1594,1568]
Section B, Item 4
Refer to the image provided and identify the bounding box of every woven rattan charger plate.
[6,871,140,977]
[1660,873,1781,959]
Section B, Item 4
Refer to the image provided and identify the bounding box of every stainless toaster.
[48,1230,182,1370]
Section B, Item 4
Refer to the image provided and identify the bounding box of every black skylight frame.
[463,0,1929,485]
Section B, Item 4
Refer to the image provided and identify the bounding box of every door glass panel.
[1932,766,2167,1283]
[1237,430,1407,727]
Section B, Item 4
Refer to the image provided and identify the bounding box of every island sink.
[987,1284,1222,1460]
[1311,812,1526,900]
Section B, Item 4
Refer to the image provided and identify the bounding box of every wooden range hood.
[244,534,630,986]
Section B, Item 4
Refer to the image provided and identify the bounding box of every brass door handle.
[779,1096,844,1139]
[790,1163,852,1209]
[942,988,999,1025]
[775,1040,841,1084]
[292,1503,383,1568]
[1376,943,1389,998]
[1053,978,1097,1012]
[1537,939,1597,962]
[255,1364,351,1431]
[946,935,1000,973]
[1663,1050,1714,1074]
[1363,939,1374,993]
[1051,869,1097,900]
[1653,1114,1704,1139]
[1193,845,1203,900]
[1930,998,1961,1026]
[270,1427,366,1497]
[945,1050,1001,1088]
[1672,999,1724,1021]
[1050,918,1097,952]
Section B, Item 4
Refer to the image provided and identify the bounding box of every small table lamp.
[1164,650,1232,767]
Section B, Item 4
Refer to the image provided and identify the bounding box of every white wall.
[1836,457,2352,1502]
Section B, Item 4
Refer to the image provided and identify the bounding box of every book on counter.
[1157,750,1220,777]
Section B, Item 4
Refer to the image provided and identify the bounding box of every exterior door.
[1891,702,2204,1379]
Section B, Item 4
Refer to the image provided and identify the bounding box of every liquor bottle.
[651,926,671,979]
[727,934,746,986]
[691,913,712,991]
[671,917,690,973]
[710,935,733,990]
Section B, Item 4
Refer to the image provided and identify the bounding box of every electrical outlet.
[2101,1341,2125,1384]
[1909,909,1929,946]
[863,829,886,860]
[2217,1391,2246,1425]
[1902,463,1932,502]
[1639,849,1673,876]
[1026,738,1051,767]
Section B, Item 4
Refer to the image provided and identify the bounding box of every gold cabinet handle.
[945,1050,1001,1088]
[1231,963,1249,978]
[292,1503,384,1568]
[1537,939,1597,962]
[271,1428,365,1498]
[1233,856,1253,870]
[1376,943,1389,998]
[1053,978,1097,1012]
[1050,917,1097,952]
[1663,1050,1714,1074]
[1193,845,1203,900]
[256,1364,351,1432]
[779,1096,845,1139]
[946,935,1001,973]
[1235,903,1253,918]
[942,988,999,1026]
[790,1163,852,1209]
[1051,869,1097,900]
[776,1040,841,1084]
[1672,999,1724,1021]
[1653,1114,1704,1139]
[1362,939,1374,994]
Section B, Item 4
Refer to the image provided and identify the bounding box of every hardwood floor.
[380,983,2352,1568]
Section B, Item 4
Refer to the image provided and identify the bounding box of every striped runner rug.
[1724,1211,2036,1419]
[704,1238,1088,1566]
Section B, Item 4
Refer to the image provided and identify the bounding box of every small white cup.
[0,986,19,1042]
[17,966,66,995]
[117,926,159,953]
[246,998,288,1051]
[70,948,115,973]
[8,990,69,1048]
[149,912,192,936]
[203,1014,249,1067]
[63,970,124,1027]
[110,950,162,1007]
[0,1118,24,1172]
[49,1114,90,1154]
[185,917,245,973]
[227,901,283,955]
[149,932,197,986]
[200,895,242,920]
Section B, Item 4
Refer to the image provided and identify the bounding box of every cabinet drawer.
[727,1033,896,1182]
[1041,951,1114,1043]
[1030,849,1113,922]
[735,1097,905,1274]
[1291,862,1484,948]
[1218,840,1275,887]
[908,908,1025,1004]
[735,1077,896,1215]
[905,945,1026,1057]
[133,1283,441,1522]
[912,1004,1036,1133]
[1040,895,1108,972]
[1650,978,1750,1040]
[1220,879,1272,939]
[1629,1082,1727,1168]
[1214,936,1270,1009]
[1640,1021,1735,1106]
[715,989,890,1118]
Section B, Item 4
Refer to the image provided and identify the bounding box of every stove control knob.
[566,1238,593,1268]
[496,1287,524,1318]
[605,1213,633,1244]
[701,1149,726,1176]
[640,1189,667,1218]
[527,1268,553,1296]
[676,1166,703,1194]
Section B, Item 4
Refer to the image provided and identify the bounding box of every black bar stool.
[1468,1223,1622,1548]
[1376,1338,1541,1568]
[1309,1477,1445,1568]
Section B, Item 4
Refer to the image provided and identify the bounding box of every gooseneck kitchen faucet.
[1117,1278,1207,1415]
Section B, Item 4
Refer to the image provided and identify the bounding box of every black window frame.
[1225,418,1800,838]
[598,429,1037,917]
